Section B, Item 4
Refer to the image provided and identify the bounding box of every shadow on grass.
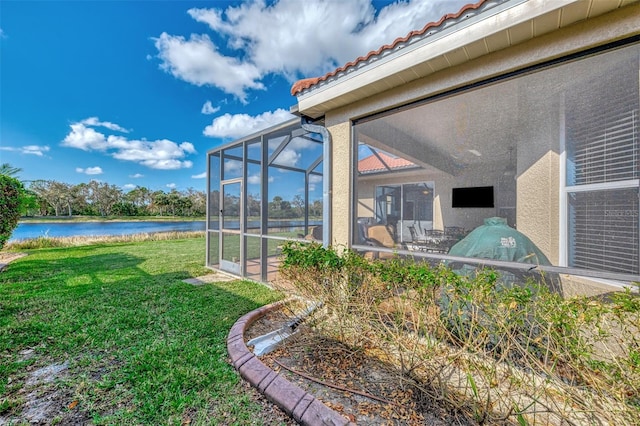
[0,243,283,425]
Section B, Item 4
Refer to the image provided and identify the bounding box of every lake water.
[9,219,322,241]
[10,221,206,242]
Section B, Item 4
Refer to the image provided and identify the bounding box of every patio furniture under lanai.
[365,224,405,259]
[409,226,462,253]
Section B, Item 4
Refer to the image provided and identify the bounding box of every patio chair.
[421,229,453,253]
[304,225,323,241]
[444,226,466,241]
[408,225,424,242]
[364,224,402,259]
[408,225,429,251]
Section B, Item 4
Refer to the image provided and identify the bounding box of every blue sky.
[0,0,468,194]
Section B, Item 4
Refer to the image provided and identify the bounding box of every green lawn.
[0,237,284,425]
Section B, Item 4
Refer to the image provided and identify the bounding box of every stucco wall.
[514,96,563,264]
[327,122,351,246]
[516,151,561,264]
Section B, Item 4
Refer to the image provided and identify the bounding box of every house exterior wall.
[517,151,561,264]
[327,121,351,247]
[324,3,640,259]
[515,98,563,264]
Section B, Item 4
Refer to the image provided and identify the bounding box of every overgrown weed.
[278,242,640,424]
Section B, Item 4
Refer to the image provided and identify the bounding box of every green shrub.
[0,174,24,249]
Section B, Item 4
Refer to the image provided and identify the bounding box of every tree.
[247,193,261,218]
[270,196,283,211]
[0,163,22,177]
[112,201,139,216]
[125,186,153,214]
[292,194,305,218]
[184,187,206,216]
[29,180,73,216]
[310,199,323,218]
[19,189,40,217]
[70,183,91,215]
[166,190,181,216]
[0,163,39,217]
[209,190,220,216]
[151,191,168,216]
[0,175,24,249]
[86,180,122,216]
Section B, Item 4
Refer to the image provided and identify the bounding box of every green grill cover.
[448,217,550,265]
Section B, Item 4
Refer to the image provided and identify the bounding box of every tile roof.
[291,0,488,96]
[358,151,416,174]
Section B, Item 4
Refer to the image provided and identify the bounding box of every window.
[374,183,434,243]
[565,56,639,274]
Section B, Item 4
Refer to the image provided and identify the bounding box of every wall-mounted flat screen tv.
[452,186,494,208]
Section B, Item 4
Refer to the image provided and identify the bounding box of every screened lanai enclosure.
[208,41,639,287]
[207,119,324,282]
[352,41,639,284]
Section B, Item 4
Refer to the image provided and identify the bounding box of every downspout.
[301,117,331,248]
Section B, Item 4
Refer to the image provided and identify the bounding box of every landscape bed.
[274,242,640,425]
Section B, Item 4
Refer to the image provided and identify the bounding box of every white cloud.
[123,183,137,190]
[129,173,144,178]
[246,173,273,185]
[0,145,50,156]
[266,134,322,168]
[76,166,103,175]
[62,123,108,151]
[201,100,220,115]
[310,174,323,184]
[0,28,6,39]
[61,118,195,170]
[154,32,263,103]
[192,172,207,179]
[309,173,322,191]
[156,0,469,99]
[288,135,317,151]
[203,108,294,139]
[223,159,242,175]
[166,183,177,189]
[272,148,300,168]
[81,117,130,133]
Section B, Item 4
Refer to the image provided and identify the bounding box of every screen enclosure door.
[220,180,242,275]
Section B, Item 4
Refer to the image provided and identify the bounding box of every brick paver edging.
[227,301,355,426]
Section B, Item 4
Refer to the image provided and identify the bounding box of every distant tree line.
[2,162,322,224]
[22,180,207,217]
[214,193,323,219]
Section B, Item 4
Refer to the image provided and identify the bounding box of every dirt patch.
[0,360,92,426]
[245,306,480,425]
[25,362,68,387]
[0,252,27,272]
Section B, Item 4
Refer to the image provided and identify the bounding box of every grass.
[0,236,285,425]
